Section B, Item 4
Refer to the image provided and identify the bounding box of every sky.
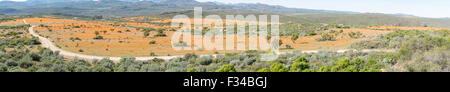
[1,0,449,18]
[197,0,450,18]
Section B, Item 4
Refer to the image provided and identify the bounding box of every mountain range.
[0,0,357,17]
[1,0,450,28]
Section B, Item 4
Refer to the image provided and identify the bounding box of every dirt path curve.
[24,19,397,62]
[25,19,183,62]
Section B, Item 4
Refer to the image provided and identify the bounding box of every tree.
[95,31,100,35]
[187,68,199,72]
[216,64,237,72]
[270,62,288,72]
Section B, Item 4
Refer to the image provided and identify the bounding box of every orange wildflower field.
[10,18,428,57]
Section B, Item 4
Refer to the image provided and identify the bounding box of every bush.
[18,60,33,68]
[320,58,381,72]
[291,34,299,42]
[149,40,156,44]
[74,65,90,72]
[154,33,167,37]
[94,31,100,35]
[257,68,269,72]
[285,45,292,49]
[5,59,17,67]
[184,53,198,60]
[93,36,104,40]
[187,68,199,72]
[78,49,84,52]
[316,34,336,41]
[216,64,237,72]
[290,62,310,72]
[307,32,317,36]
[269,62,288,72]
[348,32,363,38]
[140,64,164,72]
[144,31,150,37]
[0,63,7,72]
[196,56,213,65]
[150,52,157,56]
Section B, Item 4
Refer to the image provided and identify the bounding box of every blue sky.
[197,0,450,18]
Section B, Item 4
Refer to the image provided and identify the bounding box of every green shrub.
[144,31,150,37]
[93,36,104,40]
[269,62,288,72]
[316,34,336,41]
[196,56,213,65]
[216,64,237,72]
[187,68,199,72]
[0,63,7,72]
[149,40,156,44]
[150,52,157,56]
[348,32,363,38]
[154,33,167,37]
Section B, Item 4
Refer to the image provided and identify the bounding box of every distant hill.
[152,10,450,28]
[290,14,450,28]
[1,0,449,28]
[0,0,356,17]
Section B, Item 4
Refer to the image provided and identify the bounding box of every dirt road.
[24,19,396,62]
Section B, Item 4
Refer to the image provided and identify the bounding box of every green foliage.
[154,33,167,37]
[0,37,41,47]
[291,34,299,42]
[269,62,288,72]
[290,62,310,72]
[348,32,363,38]
[0,63,8,72]
[187,68,199,72]
[93,36,104,40]
[0,24,30,29]
[289,57,311,72]
[149,40,156,44]
[320,58,381,72]
[94,31,100,35]
[150,52,157,56]
[0,28,444,72]
[316,33,336,41]
[257,68,270,72]
[294,57,308,63]
[285,45,292,49]
[216,64,237,72]
[144,31,150,37]
[196,56,213,65]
